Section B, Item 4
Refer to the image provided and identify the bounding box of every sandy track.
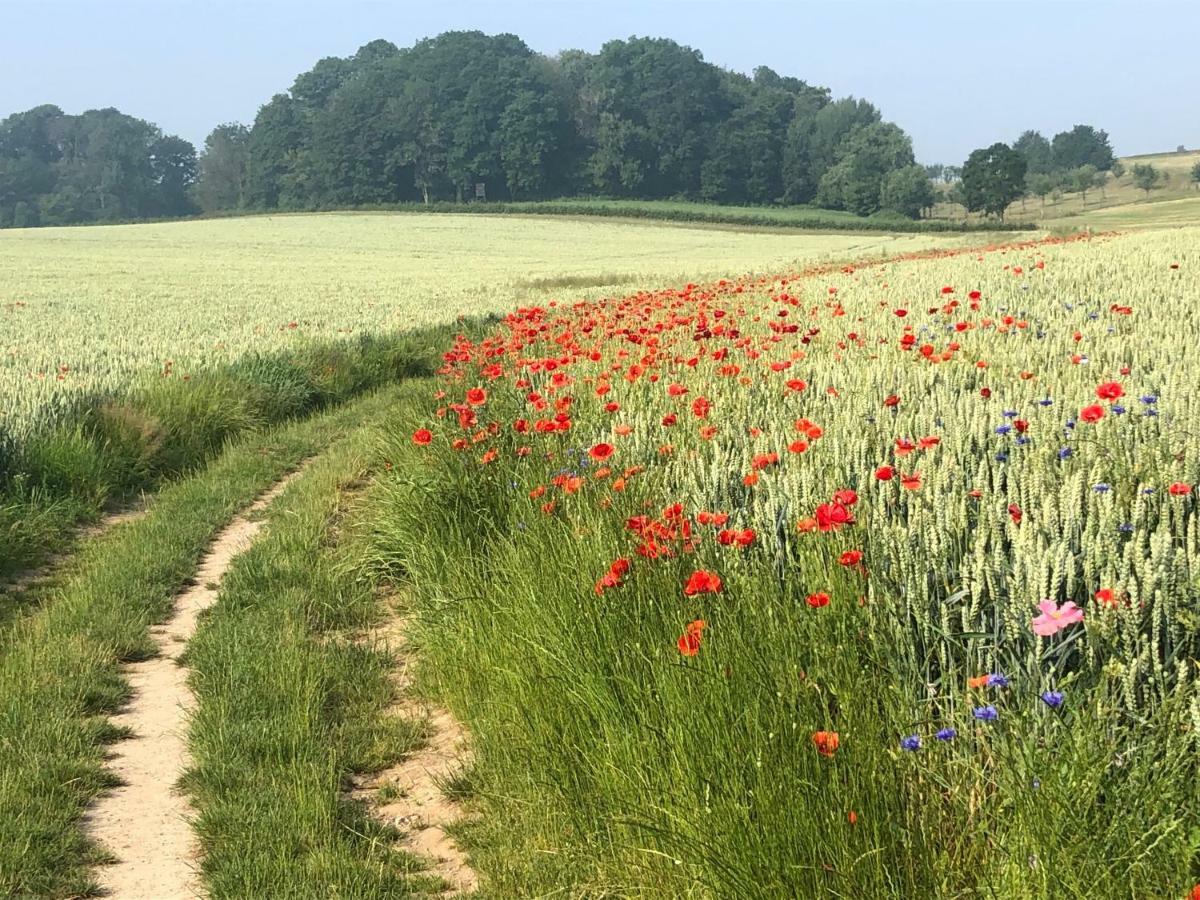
[350,612,478,894]
[83,471,303,899]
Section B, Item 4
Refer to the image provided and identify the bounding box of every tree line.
[2,30,941,227]
[0,105,197,227]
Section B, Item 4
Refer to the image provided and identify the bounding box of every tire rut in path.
[349,610,478,895]
[83,470,304,900]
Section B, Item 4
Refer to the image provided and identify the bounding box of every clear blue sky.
[1,0,1196,164]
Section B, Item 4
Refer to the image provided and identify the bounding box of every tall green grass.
[354,395,1199,898]
[0,326,468,585]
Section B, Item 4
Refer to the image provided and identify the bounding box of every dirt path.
[349,609,478,895]
[83,472,302,899]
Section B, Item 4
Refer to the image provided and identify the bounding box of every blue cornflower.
[1058,447,1073,460]
[1118,523,1134,533]
[1038,398,1054,407]
[1015,436,1031,447]
[1144,409,1158,418]
[935,727,957,742]
[986,673,1010,688]
[995,425,1012,436]
[900,735,922,752]
[1003,409,1019,419]
[1041,691,1064,709]
[995,452,1008,462]
[1140,395,1157,405]
[973,705,999,721]
[1088,312,1099,320]
[1111,405,1125,415]
[1065,420,1076,429]
[1142,487,1156,495]
[1093,483,1111,493]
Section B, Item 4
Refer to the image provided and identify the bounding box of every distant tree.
[814,121,915,215]
[1069,164,1099,204]
[923,163,944,182]
[1110,159,1125,179]
[1130,162,1163,197]
[1051,125,1115,171]
[879,164,935,218]
[782,97,877,203]
[150,135,198,216]
[1026,171,1057,208]
[960,142,1027,220]
[1190,160,1200,190]
[942,165,962,183]
[1014,130,1054,175]
[195,123,250,212]
[1177,144,1187,154]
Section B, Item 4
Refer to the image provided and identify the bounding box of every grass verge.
[0,327,455,585]
[0,385,407,898]
[184,376,441,897]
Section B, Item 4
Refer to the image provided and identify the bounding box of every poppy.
[806,592,831,608]
[1096,381,1124,401]
[466,387,488,406]
[684,570,723,596]
[875,465,895,481]
[838,550,863,567]
[812,731,840,756]
[1080,405,1105,424]
[589,442,615,461]
[677,619,707,657]
[1168,482,1192,496]
[412,428,433,446]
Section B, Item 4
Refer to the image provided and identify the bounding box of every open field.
[0,214,975,438]
[2,213,1199,899]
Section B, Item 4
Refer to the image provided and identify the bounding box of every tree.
[1190,160,1200,190]
[1014,130,1054,175]
[1069,164,1098,204]
[1026,172,1057,208]
[195,123,250,212]
[1110,159,1125,179]
[960,142,1027,220]
[813,121,914,215]
[150,135,198,216]
[879,165,935,218]
[1130,163,1163,197]
[1051,125,1115,171]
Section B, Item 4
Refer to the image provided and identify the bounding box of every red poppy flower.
[900,473,922,490]
[1168,482,1192,496]
[412,428,433,446]
[806,592,831,608]
[812,730,839,756]
[466,387,488,406]
[677,619,706,657]
[589,442,615,461]
[1096,381,1124,401]
[1008,503,1022,524]
[1080,405,1105,424]
[838,550,863,567]
[684,570,723,596]
[815,502,854,532]
[1094,588,1118,607]
[875,465,895,481]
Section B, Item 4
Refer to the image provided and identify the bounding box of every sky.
[1,0,1197,165]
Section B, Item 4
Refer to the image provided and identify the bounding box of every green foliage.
[1051,124,1115,172]
[1014,129,1055,175]
[1190,160,1200,187]
[1131,162,1163,196]
[879,164,936,218]
[195,124,249,212]
[961,142,1028,219]
[0,105,197,226]
[204,32,926,217]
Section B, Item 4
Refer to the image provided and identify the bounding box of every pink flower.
[1031,599,1084,637]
